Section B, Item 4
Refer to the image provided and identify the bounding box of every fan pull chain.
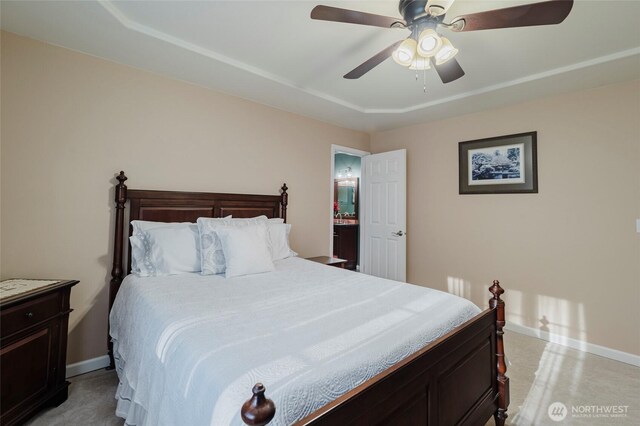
[423,69,427,93]
[415,70,418,81]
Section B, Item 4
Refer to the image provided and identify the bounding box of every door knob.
[393,231,406,237]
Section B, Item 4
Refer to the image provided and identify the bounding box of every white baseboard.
[66,354,111,378]
[505,323,640,367]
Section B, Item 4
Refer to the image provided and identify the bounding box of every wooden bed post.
[241,383,276,426]
[489,280,509,426]
[107,171,128,370]
[280,183,288,223]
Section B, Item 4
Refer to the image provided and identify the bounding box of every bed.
[107,171,509,426]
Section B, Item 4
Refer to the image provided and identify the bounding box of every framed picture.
[459,131,538,194]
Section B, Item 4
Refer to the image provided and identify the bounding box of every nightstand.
[0,279,78,426]
[306,256,348,269]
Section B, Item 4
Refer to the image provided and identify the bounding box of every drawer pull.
[25,312,34,319]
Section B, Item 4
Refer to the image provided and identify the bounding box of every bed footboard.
[241,281,509,425]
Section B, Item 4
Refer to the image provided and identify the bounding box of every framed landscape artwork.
[459,131,538,194]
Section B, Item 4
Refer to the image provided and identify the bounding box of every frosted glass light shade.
[435,37,459,65]
[392,38,417,67]
[426,0,455,17]
[409,56,431,71]
[417,29,442,57]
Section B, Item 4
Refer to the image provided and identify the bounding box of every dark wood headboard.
[107,171,288,368]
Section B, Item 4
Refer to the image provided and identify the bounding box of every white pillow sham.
[129,222,200,276]
[266,223,297,261]
[131,220,187,275]
[216,223,275,278]
[130,221,183,274]
[197,216,268,275]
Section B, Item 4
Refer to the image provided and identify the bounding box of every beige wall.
[371,80,640,356]
[0,32,369,363]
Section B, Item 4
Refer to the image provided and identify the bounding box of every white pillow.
[197,216,268,275]
[216,223,275,278]
[130,220,192,274]
[266,223,297,261]
[130,222,200,276]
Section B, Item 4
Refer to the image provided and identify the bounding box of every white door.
[361,149,407,282]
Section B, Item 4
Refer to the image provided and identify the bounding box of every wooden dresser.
[0,279,78,426]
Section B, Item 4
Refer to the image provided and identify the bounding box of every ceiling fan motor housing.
[399,0,444,37]
[399,0,441,24]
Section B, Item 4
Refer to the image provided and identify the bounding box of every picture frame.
[459,131,538,194]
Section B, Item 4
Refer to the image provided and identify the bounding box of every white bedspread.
[110,257,480,426]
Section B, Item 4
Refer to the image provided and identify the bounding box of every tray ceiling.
[2,0,639,131]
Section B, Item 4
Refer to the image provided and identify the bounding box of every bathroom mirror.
[334,178,359,218]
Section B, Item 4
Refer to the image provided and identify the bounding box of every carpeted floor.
[26,331,639,425]
[26,367,120,426]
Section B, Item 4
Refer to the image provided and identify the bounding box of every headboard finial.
[115,171,128,207]
[116,170,127,184]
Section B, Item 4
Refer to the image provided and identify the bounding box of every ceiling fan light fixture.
[425,0,455,17]
[417,29,442,57]
[392,38,417,66]
[435,37,459,65]
[409,56,431,71]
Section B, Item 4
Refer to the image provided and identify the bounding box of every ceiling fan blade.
[311,5,405,29]
[344,40,404,80]
[434,58,465,83]
[449,0,573,32]
[344,41,403,79]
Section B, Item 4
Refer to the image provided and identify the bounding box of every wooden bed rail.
[241,281,509,426]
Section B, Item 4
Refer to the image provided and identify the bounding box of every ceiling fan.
[311,0,574,84]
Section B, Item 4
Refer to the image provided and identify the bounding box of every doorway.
[330,145,368,270]
[330,145,408,281]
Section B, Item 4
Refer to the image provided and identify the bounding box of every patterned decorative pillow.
[197,216,268,275]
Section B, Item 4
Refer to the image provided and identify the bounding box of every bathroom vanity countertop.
[334,219,358,225]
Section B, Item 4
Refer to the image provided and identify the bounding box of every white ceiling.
[2,0,639,131]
